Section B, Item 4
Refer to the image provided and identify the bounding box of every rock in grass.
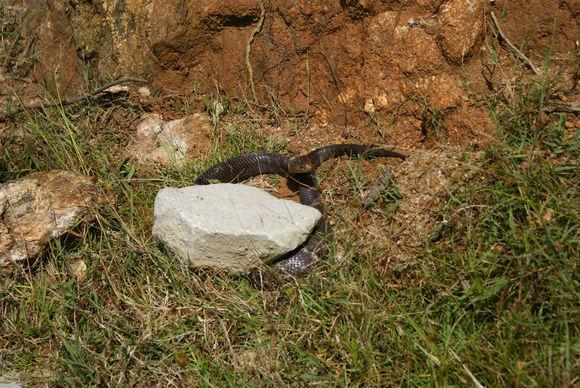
[152,184,322,275]
[0,170,100,267]
[126,113,211,167]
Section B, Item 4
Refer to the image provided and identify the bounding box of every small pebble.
[139,86,151,97]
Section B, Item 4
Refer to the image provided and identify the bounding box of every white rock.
[152,184,322,275]
[126,113,211,166]
[138,86,151,97]
[0,376,22,388]
[103,85,129,94]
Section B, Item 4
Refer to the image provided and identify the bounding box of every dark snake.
[194,144,406,278]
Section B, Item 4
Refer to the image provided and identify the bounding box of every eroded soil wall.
[1,0,578,145]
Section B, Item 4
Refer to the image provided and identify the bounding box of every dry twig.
[361,169,395,208]
[0,76,147,119]
[449,349,486,388]
[318,51,349,134]
[542,104,580,114]
[245,0,265,105]
[490,12,542,75]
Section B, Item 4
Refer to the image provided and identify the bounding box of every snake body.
[194,144,406,278]
[270,172,330,277]
[195,152,326,278]
[195,152,302,185]
[297,144,406,172]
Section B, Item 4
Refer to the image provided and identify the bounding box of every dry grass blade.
[245,0,265,105]
[490,12,542,75]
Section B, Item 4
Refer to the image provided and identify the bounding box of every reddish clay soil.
[1,0,578,149]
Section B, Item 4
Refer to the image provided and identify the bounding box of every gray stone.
[0,376,22,387]
[152,184,322,275]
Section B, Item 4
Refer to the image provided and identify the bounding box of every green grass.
[0,76,578,386]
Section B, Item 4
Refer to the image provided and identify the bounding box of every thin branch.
[542,104,580,114]
[361,169,395,208]
[449,349,486,388]
[245,0,265,105]
[0,76,147,119]
[490,11,542,75]
[86,76,147,97]
[318,50,349,133]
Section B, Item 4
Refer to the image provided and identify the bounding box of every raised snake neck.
[194,144,406,279]
[288,143,406,174]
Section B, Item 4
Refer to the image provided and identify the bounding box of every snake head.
[287,156,314,174]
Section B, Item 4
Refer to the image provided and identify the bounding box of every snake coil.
[194,144,406,279]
